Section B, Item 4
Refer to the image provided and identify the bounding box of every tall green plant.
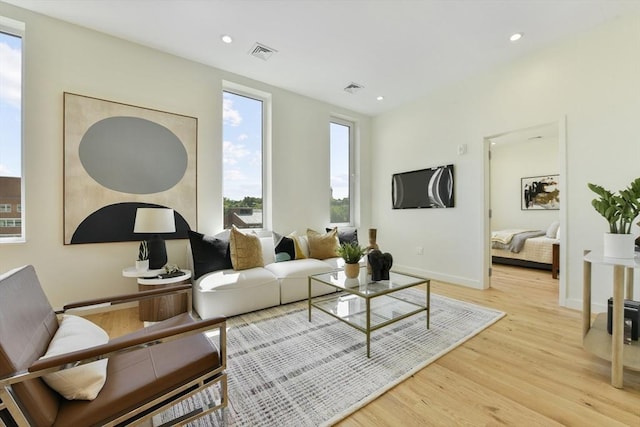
[588,177,640,234]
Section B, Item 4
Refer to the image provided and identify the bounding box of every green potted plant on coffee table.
[337,242,366,278]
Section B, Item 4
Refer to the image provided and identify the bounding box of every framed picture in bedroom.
[521,174,560,210]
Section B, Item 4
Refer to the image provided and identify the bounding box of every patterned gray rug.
[153,288,504,426]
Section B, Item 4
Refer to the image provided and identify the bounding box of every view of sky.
[0,31,21,178]
[223,92,350,202]
[223,91,262,201]
[330,122,350,200]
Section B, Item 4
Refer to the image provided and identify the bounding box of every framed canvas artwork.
[63,93,197,244]
[521,174,559,210]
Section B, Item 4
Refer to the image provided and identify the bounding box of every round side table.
[122,268,191,322]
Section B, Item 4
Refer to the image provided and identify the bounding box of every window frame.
[329,117,355,226]
[222,82,272,231]
[0,17,25,243]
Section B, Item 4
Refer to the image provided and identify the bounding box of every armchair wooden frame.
[0,265,227,427]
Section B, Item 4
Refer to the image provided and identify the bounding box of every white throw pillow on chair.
[39,314,109,400]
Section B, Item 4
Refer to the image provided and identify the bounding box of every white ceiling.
[5,0,640,116]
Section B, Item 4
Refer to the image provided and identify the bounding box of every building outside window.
[330,119,354,224]
[0,21,24,241]
[222,89,265,229]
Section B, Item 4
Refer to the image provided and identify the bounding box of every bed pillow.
[546,221,560,238]
[307,228,340,259]
[229,225,264,270]
[39,314,109,400]
[188,230,233,280]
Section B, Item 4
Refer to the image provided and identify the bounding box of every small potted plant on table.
[136,240,150,271]
[337,242,366,278]
[588,177,640,258]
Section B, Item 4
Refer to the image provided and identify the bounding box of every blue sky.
[0,31,21,178]
[222,91,263,201]
[222,91,350,201]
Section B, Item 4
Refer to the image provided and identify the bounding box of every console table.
[583,250,640,388]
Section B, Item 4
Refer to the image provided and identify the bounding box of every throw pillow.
[546,221,560,239]
[188,230,233,280]
[39,314,109,400]
[229,225,264,270]
[307,228,340,259]
[272,232,309,262]
[273,232,296,262]
[326,227,358,245]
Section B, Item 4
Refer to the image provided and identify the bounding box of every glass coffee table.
[308,267,430,357]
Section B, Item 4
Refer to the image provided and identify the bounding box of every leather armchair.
[0,265,227,426]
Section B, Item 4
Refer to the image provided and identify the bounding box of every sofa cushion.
[196,267,278,291]
[264,258,335,279]
[307,228,340,259]
[230,225,264,270]
[188,230,233,280]
[39,314,109,400]
[326,226,358,245]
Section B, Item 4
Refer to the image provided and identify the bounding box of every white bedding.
[491,235,559,264]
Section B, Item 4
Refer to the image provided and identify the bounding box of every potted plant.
[337,242,366,278]
[136,240,149,271]
[588,177,640,258]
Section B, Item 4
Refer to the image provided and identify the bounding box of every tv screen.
[392,164,454,209]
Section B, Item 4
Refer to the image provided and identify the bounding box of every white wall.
[0,2,372,309]
[372,13,640,308]
[491,137,559,231]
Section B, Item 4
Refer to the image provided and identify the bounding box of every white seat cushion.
[264,258,334,279]
[196,267,278,292]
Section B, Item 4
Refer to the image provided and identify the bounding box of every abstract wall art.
[392,164,454,209]
[521,174,559,210]
[63,93,197,244]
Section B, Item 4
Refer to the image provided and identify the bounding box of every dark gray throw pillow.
[327,227,358,245]
[188,230,233,280]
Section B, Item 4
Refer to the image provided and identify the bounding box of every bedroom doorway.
[483,118,567,306]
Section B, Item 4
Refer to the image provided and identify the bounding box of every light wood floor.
[87,265,640,426]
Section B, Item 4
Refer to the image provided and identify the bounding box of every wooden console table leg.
[612,265,625,388]
[625,267,634,300]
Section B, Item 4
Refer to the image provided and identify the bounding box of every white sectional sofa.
[188,229,360,319]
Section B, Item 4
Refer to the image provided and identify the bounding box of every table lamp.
[134,208,176,269]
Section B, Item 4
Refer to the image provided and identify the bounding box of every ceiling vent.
[344,82,364,94]
[249,43,277,61]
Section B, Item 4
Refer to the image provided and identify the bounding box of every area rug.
[153,288,505,427]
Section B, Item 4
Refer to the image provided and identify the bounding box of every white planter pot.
[136,259,149,272]
[603,233,635,259]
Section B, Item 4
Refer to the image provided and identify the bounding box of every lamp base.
[147,235,167,269]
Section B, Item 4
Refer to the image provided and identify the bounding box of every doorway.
[483,118,567,306]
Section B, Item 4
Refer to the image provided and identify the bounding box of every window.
[330,119,354,224]
[222,89,266,229]
[0,19,24,242]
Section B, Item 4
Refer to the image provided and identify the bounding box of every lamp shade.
[133,208,176,234]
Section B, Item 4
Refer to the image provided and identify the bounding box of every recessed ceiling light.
[221,35,233,44]
[376,96,384,101]
[510,33,523,42]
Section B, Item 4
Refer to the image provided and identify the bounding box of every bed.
[491,225,560,277]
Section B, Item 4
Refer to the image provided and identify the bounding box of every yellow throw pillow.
[307,228,340,259]
[229,225,264,270]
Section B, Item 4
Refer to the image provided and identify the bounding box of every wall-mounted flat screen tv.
[392,164,454,209]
